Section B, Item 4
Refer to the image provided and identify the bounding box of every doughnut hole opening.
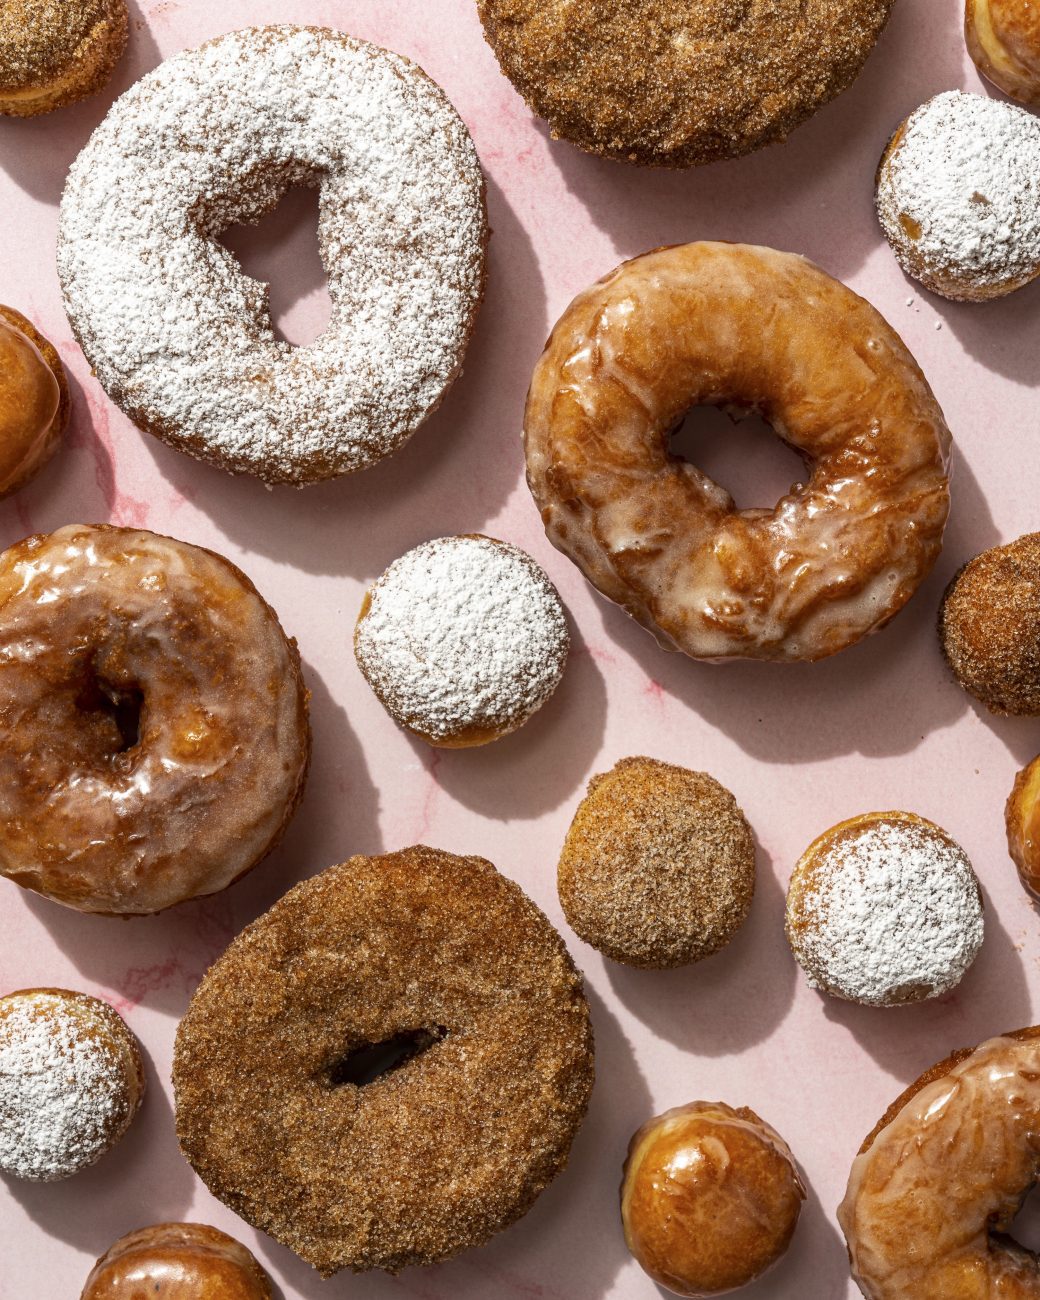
[325,1026,449,1089]
[74,669,144,761]
[668,405,810,511]
[997,1181,1040,1256]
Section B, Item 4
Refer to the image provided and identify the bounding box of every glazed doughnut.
[354,535,569,747]
[785,812,984,1007]
[524,243,952,662]
[0,305,69,496]
[0,524,310,915]
[57,25,487,486]
[876,91,1040,301]
[476,0,893,166]
[966,0,1040,105]
[557,757,755,968]
[0,988,144,1181]
[621,1102,805,1297]
[0,0,127,117]
[1006,754,1040,897]
[940,533,1040,715]
[839,1027,1040,1299]
[173,847,594,1275]
[81,1223,272,1300]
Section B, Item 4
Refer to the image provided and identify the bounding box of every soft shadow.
[605,836,796,1055]
[930,279,1040,387]
[736,1181,848,1300]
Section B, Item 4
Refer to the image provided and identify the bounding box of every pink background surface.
[2,1,1039,1296]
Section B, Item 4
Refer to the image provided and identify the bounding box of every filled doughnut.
[0,0,127,117]
[876,91,1040,301]
[476,0,893,166]
[354,535,569,747]
[81,1223,272,1300]
[966,0,1040,105]
[785,811,984,1007]
[939,533,1040,715]
[1006,754,1040,897]
[839,1027,1040,1298]
[0,988,144,1181]
[0,305,69,496]
[173,847,595,1275]
[0,524,310,915]
[621,1101,805,1297]
[557,756,755,968]
[57,25,487,486]
[524,242,952,662]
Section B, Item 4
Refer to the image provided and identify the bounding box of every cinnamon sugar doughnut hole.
[81,1224,273,1300]
[966,0,1040,105]
[0,306,69,496]
[0,0,128,117]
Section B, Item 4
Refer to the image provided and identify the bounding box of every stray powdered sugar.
[788,819,984,1007]
[355,536,569,742]
[877,89,1040,292]
[57,25,487,485]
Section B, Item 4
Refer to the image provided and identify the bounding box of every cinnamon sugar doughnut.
[839,1027,1040,1299]
[524,243,952,662]
[476,0,893,166]
[81,1224,272,1300]
[354,535,569,747]
[0,306,69,496]
[0,0,127,117]
[57,25,487,486]
[0,988,144,1181]
[876,91,1040,301]
[966,0,1040,106]
[173,848,595,1275]
[0,524,310,915]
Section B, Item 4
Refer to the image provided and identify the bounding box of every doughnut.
[785,811,984,1007]
[1006,754,1040,897]
[81,1223,272,1300]
[173,847,595,1275]
[940,533,1040,715]
[838,1027,1040,1298]
[621,1102,805,1297]
[0,0,127,117]
[57,25,487,486]
[476,0,892,166]
[0,524,310,915]
[524,242,952,663]
[876,91,1040,301]
[0,988,144,1181]
[354,535,569,747]
[557,756,755,969]
[966,0,1040,105]
[0,305,69,496]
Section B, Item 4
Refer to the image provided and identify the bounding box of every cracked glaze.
[524,243,952,662]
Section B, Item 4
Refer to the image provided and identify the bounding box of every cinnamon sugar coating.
[476,0,893,166]
[558,757,755,968]
[0,0,127,117]
[173,848,595,1276]
[81,1223,273,1300]
[940,533,1040,715]
[0,306,69,497]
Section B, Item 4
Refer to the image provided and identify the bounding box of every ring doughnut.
[0,305,70,497]
[57,25,487,485]
[524,242,952,662]
[0,524,310,915]
[839,1027,1040,1298]
[81,1223,272,1300]
[173,847,595,1275]
[966,0,1040,105]
[0,0,127,117]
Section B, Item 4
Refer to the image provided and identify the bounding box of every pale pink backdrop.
[1,2,1039,1297]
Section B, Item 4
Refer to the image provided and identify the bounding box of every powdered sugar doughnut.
[0,988,144,1181]
[57,25,487,486]
[876,90,1040,301]
[354,535,569,747]
[785,811,984,1007]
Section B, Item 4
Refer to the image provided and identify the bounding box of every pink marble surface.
[2,1,1039,1296]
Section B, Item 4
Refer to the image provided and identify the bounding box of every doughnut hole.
[74,671,143,759]
[667,405,810,512]
[326,1026,449,1089]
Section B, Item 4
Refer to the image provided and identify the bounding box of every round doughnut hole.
[325,1025,449,1089]
[668,405,809,511]
[75,669,144,757]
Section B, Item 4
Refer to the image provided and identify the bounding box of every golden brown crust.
[966,0,1040,105]
[1006,755,1040,898]
[0,306,69,497]
[476,0,893,166]
[0,0,127,117]
[557,756,755,969]
[81,1223,273,1300]
[173,848,595,1276]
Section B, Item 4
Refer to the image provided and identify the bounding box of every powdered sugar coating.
[0,990,143,1181]
[785,814,984,1007]
[355,536,569,745]
[57,25,487,485]
[876,90,1040,301]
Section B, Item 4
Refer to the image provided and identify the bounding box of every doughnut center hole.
[668,405,809,511]
[999,1181,1040,1255]
[75,675,143,755]
[327,1026,449,1088]
[218,183,332,348]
